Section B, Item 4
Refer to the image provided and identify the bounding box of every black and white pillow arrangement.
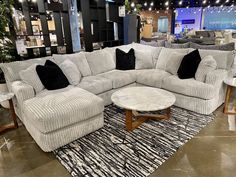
[166,49,217,81]
[19,59,81,92]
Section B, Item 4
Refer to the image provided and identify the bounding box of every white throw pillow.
[59,60,82,86]
[85,50,115,75]
[53,52,92,77]
[195,55,217,82]
[134,49,154,69]
[166,52,185,75]
[156,48,189,70]
[19,64,44,93]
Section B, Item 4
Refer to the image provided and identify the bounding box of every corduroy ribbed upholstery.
[23,86,104,133]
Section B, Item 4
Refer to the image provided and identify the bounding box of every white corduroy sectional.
[1,43,235,152]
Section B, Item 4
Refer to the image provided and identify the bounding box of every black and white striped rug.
[54,105,214,177]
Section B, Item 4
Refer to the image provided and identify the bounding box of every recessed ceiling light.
[216,0,220,4]
[179,1,182,5]
[203,0,207,4]
[131,2,135,8]
[150,2,154,6]
[149,7,152,11]
[144,2,147,6]
[165,1,169,6]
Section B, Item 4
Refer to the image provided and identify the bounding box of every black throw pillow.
[116,48,135,70]
[177,49,201,79]
[36,60,69,90]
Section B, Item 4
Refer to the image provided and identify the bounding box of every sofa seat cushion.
[98,70,136,89]
[162,76,216,100]
[23,86,104,133]
[136,69,171,88]
[77,76,112,94]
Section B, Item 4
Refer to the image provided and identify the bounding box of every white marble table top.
[0,92,14,103]
[111,87,176,112]
[224,78,236,87]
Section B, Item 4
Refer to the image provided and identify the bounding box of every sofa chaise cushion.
[162,75,216,100]
[23,86,104,133]
[98,70,136,89]
[77,76,113,94]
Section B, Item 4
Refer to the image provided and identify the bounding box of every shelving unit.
[80,0,124,51]
[13,0,73,59]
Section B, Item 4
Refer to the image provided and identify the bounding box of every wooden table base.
[0,99,18,134]
[125,108,171,131]
[224,85,236,115]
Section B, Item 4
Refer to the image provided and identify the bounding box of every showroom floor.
[0,105,236,177]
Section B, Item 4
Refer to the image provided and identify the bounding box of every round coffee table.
[111,87,176,131]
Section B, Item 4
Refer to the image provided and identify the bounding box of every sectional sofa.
[1,43,235,152]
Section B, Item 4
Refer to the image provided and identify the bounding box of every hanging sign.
[119,6,126,17]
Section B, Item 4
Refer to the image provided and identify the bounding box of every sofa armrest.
[11,81,35,105]
[205,69,228,88]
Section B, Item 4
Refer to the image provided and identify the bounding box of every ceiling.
[134,0,236,10]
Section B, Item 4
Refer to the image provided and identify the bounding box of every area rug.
[54,105,215,177]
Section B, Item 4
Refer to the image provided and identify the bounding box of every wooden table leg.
[125,110,133,131]
[125,108,171,131]
[224,85,232,114]
[9,99,18,128]
[0,99,18,134]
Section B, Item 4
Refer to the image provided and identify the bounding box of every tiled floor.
[0,106,236,177]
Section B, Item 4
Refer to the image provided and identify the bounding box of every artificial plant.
[0,0,16,83]
[125,0,142,14]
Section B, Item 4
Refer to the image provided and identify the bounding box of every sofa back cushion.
[194,49,235,70]
[0,56,53,82]
[165,41,190,49]
[166,52,185,75]
[134,49,153,69]
[132,43,162,67]
[155,48,189,70]
[85,50,115,75]
[190,42,220,50]
[53,52,91,77]
[140,40,165,47]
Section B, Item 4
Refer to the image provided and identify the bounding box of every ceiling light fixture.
[165,1,169,6]
[131,2,135,8]
[150,2,154,6]
[203,0,207,4]
[179,1,182,5]
[216,0,220,4]
[148,7,152,11]
[144,2,147,6]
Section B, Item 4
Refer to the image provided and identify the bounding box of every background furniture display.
[224,78,236,115]
[111,87,176,131]
[0,92,18,133]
